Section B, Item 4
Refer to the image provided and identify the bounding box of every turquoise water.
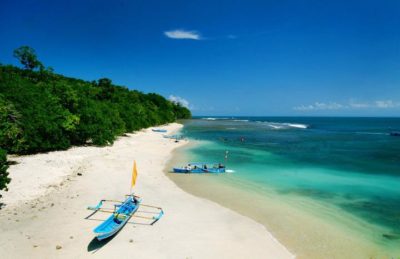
[179,117,400,254]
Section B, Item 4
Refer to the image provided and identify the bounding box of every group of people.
[184,163,225,171]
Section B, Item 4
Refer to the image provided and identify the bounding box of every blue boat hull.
[93,196,140,240]
[152,129,167,133]
[172,167,225,174]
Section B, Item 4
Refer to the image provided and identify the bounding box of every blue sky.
[1,0,400,116]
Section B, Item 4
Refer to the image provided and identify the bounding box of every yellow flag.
[131,160,138,188]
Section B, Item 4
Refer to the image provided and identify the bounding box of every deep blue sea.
[176,116,400,257]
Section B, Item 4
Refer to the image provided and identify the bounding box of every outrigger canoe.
[87,194,164,240]
[87,161,164,241]
[172,162,226,174]
[163,134,182,139]
[90,195,140,240]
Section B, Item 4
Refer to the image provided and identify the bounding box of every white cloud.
[349,100,370,108]
[294,102,344,111]
[294,99,400,111]
[169,95,190,108]
[293,105,315,111]
[314,102,344,110]
[164,29,201,40]
[375,100,399,108]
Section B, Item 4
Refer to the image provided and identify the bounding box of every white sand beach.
[0,123,293,259]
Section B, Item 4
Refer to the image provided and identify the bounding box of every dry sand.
[0,123,293,259]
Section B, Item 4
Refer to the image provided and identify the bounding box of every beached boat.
[152,129,167,133]
[87,194,164,240]
[87,161,164,240]
[172,163,226,174]
[163,134,182,139]
[90,195,140,240]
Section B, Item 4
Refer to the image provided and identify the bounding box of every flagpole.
[130,161,133,195]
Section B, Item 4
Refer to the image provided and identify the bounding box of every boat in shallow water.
[163,134,183,139]
[172,163,226,174]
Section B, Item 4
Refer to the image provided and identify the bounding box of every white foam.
[285,123,308,129]
[261,121,309,130]
[269,124,284,129]
[202,117,230,120]
[355,132,386,135]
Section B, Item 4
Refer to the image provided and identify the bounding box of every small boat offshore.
[172,163,226,174]
[152,129,167,133]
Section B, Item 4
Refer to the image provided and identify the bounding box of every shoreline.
[0,123,293,258]
[168,138,397,259]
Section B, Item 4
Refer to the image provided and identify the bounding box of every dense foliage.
[0,148,10,196]
[0,47,191,192]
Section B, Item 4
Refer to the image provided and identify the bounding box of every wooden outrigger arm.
[92,195,160,208]
[87,199,164,225]
[87,195,141,210]
[88,208,163,220]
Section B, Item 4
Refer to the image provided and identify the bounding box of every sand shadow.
[85,216,155,253]
[87,235,116,253]
[85,206,163,252]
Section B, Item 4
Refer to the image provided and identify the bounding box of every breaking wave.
[201,117,230,121]
[286,123,308,129]
[256,121,309,130]
[199,118,308,129]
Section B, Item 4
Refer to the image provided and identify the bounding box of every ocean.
[170,117,400,258]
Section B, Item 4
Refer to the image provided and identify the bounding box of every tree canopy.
[0,46,191,193]
[0,149,10,196]
[13,46,43,71]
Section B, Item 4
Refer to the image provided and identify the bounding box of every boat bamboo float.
[87,161,164,240]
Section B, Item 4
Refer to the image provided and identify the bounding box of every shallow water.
[170,117,400,258]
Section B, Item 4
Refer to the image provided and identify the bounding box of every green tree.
[0,148,10,196]
[0,47,191,154]
[0,95,24,152]
[97,78,114,100]
[13,46,43,70]
[172,102,191,119]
